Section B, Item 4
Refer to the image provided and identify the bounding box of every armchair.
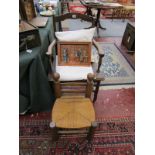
[46,13,105,102]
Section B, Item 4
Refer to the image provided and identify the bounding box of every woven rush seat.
[52,96,95,128]
[123,5,135,11]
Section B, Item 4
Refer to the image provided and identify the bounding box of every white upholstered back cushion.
[55,28,96,42]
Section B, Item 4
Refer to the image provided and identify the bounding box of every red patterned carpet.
[69,3,135,20]
[69,4,114,19]
[19,88,135,155]
[95,88,135,121]
[69,5,86,14]
[20,119,134,154]
[69,5,106,19]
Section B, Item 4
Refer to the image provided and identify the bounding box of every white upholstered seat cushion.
[55,56,93,81]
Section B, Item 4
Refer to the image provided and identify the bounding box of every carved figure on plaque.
[62,48,69,63]
[74,50,80,62]
[57,42,91,66]
[83,50,88,62]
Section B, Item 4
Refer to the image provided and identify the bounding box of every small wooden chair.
[50,72,97,142]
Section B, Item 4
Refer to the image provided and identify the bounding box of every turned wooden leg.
[87,122,98,142]
[50,122,59,142]
[93,81,100,103]
[61,2,64,14]
[67,2,70,13]
[97,55,104,73]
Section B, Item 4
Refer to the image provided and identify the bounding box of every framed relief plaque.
[57,42,91,66]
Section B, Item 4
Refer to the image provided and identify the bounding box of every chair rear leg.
[87,122,98,142]
[67,2,70,13]
[50,122,59,142]
[93,81,100,103]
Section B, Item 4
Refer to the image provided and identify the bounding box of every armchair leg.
[67,2,70,13]
[87,122,97,142]
[50,122,59,142]
[97,55,104,73]
[93,81,100,103]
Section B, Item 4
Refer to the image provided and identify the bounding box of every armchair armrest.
[46,39,57,74]
[46,39,57,56]
[92,39,104,56]
[94,72,105,81]
[92,39,104,73]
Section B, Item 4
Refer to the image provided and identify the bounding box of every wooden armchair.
[50,72,97,142]
[46,13,105,102]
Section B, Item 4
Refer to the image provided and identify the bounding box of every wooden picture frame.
[57,42,91,66]
[19,0,36,21]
